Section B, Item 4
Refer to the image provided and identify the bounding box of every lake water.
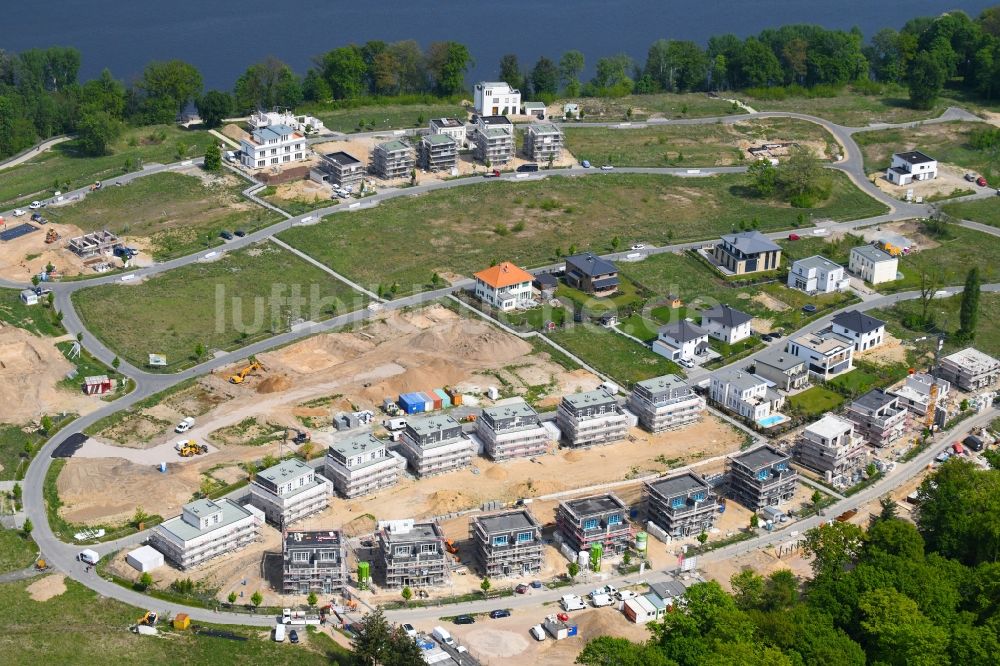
[6,1,996,89]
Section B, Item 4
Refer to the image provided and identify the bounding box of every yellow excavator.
[176,440,208,457]
[137,611,157,626]
[229,360,264,385]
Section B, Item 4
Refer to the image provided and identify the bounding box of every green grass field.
[298,102,466,133]
[72,243,367,370]
[0,529,36,574]
[564,118,837,167]
[0,578,349,665]
[787,385,846,417]
[944,197,1000,227]
[854,121,999,179]
[46,172,282,260]
[561,93,745,121]
[0,125,214,208]
[547,324,680,385]
[741,86,947,127]
[279,172,885,296]
[0,425,33,482]
[0,290,63,337]
[870,292,1000,359]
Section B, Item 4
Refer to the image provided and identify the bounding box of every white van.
[78,549,100,565]
[591,593,613,608]
[175,417,195,433]
[530,624,546,641]
[273,623,286,642]
[432,626,455,647]
[560,594,586,611]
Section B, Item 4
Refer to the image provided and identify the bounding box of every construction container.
[589,543,603,572]
[429,390,444,409]
[416,392,435,412]
[398,393,425,414]
[357,561,370,590]
[433,388,451,408]
[445,387,464,406]
[173,613,190,630]
[635,531,648,553]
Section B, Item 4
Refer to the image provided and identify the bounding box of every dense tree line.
[575,458,1000,666]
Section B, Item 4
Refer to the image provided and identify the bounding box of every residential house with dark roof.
[712,231,782,275]
[700,304,753,344]
[753,348,809,392]
[652,320,709,363]
[886,151,937,186]
[564,253,619,297]
[375,519,449,589]
[556,493,632,557]
[726,444,798,510]
[470,509,544,577]
[310,151,364,188]
[831,310,886,352]
[845,389,907,447]
[644,472,717,538]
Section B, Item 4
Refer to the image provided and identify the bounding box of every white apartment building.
[474,115,515,165]
[248,110,325,133]
[429,117,468,144]
[239,123,307,169]
[892,372,950,416]
[473,262,534,311]
[627,374,706,432]
[556,388,629,447]
[700,305,753,345]
[794,414,867,478]
[523,123,564,162]
[709,369,785,421]
[249,458,329,528]
[787,255,850,294]
[787,331,854,380]
[936,348,1000,392]
[886,151,937,186]
[477,399,550,461]
[830,310,886,353]
[474,81,521,116]
[849,245,898,285]
[150,499,259,570]
[324,433,406,499]
[397,414,475,477]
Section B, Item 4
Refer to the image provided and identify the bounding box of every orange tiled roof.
[473,262,534,289]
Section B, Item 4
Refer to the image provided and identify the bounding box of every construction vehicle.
[35,558,50,571]
[175,440,208,457]
[229,360,264,385]
[462,414,477,423]
[137,611,158,626]
[878,240,903,257]
[44,229,60,244]
[292,430,310,445]
[444,539,458,555]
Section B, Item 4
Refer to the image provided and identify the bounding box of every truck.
[383,418,407,431]
[432,626,455,647]
[78,549,100,565]
[560,594,586,612]
[175,417,195,433]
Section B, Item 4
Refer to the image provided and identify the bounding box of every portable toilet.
[433,388,451,408]
[487,386,500,400]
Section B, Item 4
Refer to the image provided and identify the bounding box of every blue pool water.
[757,415,785,428]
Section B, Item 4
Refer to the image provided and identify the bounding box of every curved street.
[9,105,1000,627]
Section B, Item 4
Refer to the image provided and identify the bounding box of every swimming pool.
[757,415,786,428]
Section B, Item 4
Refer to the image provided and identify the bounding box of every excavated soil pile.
[0,327,91,423]
[427,490,476,515]
[257,375,292,394]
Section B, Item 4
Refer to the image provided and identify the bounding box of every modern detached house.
[701,304,753,344]
[846,389,907,447]
[787,255,849,294]
[712,231,782,276]
[473,81,522,116]
[555,493,632,558]
[849,245,898,285]
[653,320,709,364]
[249,458,328,528]
[627,374,705,432]
[564,253,619,297]
[830,310,886,353]
[240,124,307,169]
[471,509,544,578]
[885,151,937,186]
[644,472,718,538]
[726,444,798,510]
[787,330,854,380]
[794,414,867,479]
[473,262,534,311]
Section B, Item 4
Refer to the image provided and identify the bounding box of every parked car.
[616,590,638,601]
[560,594,586,611]
[289,629,299,644]
[591,593,614,607]
[787,233,800,241]
[12,209,25,217]
[600,164,614,171]
[29,201,43,209]
[965,173,977,182]
[530,580,543,589]
[516,163,539,173]
[771,330,784,338]
[483,169,501,178]
[454,615,476,625]
[489,609,511,619]
[234,229,246,237]
[678,358,695,369]
[402,623,417,638]
[761,334,773,342]
[581,160,591,168]
[31,213,43,222]
[220,230,234,240]
[515,584,528,594]
[630,243,646,250]
[977,176,988,187]
[802,304,817,313]
[530,624,546,641]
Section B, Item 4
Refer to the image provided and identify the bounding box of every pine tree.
[958,267,980,341]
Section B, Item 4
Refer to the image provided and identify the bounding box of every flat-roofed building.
[787,330,855,380]
[727,444,798,510]
[473,115,514,165]
[281,530,346,595]
[310,151,364,188]
[470,509,544,578]
[398,414,474,477]
[429,117,467,143]
[324,433,405,498]
[476,399,550,461]
[371,139,415,179]
[627,374,705,432]
[474,81,521,116]
[787,255,849,294]
[556,493,632,557]
[936,347,1000,392]
[419,133,458,172]
[524,123,564,162]
[150,499,259,570]
[376,519,449,589]
[794,414,867,478]
[892,372,950,416]
[644,472,717,538]
[556,388,629,447]
[845,389,907,447]
[250,458,328,528]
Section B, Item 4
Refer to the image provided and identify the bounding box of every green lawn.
[618,313,661,342]
[741,85,947,127]
[0,529,36,574]
[72,243,367,371]
[547,324,680,385]
[0,425,32,482]
[562,93,745,121]
[854,121,999,180]
[46,172,282,261]
[279,171,885,297]
[298,101,466,133]
[944,197,1000,228]
[0,290,63,337]
[0,124,214,208]
[564,118,837,167]
[787,385,846,417]
[0,578,349,665]
[870,291,1000,359]
[556,275,647,315]
[888,226,1000,292]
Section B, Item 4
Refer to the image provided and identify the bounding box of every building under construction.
[371,139,415,179]
[555,493,632,558]
[470,509,544,578]
[68,230,119,258]
[375,519,449,589]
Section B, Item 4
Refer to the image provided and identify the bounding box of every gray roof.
[407,414,463,438]
[649,580,688,601]
[832,310,886,335]
[721,230,781,254]
[659,319,707,343]
[793,255,842,272]
[561,388,617,410]
[732,444,788,470]
[380,521,443,543]
[423,133,456,146]
[528,122,562,136]
[476,509,539,535]
[160,499,252,543]
[755,348,805,372]
[328,433,386,458]
[634,374,689,393]
[565,252,617,277]
[482,399,539,421]
[252,124,296,143]
[377,139,411,153]
[852,389,897,411]
[713,367,766,392]
[647,472,710,498]
[701,304,752,328]
[257,458,313,485]
[895,150,935,165]
[562,493,627,518]
[851,245,894,263]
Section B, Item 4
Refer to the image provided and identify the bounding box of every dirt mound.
[0,327,93,424]
[341,514,377,538]
[509,479,565,498]
[26,574,66,601]
[409,320,532,364]
[257,375,292,394]
[563,450,584,462]
[427,490,476,515]
[485,467,508,481]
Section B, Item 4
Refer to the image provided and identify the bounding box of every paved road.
[0,135,73,172]
[11,104,1000,628]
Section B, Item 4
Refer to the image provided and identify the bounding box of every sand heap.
[427,490,476,515]
[0,326,89,423]
[257,375,292,394]
[410,322,532,364]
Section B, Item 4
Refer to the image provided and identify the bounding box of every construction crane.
[229,360,264,385]
[924,335,945,430]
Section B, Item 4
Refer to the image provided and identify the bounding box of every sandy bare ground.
[26,574,66,601]
[855,219,941,253]
[0,325,98,423]
[72,437,220,465]
[857,332,908,365]
[872,163,977,201]
[0,219,93,281]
